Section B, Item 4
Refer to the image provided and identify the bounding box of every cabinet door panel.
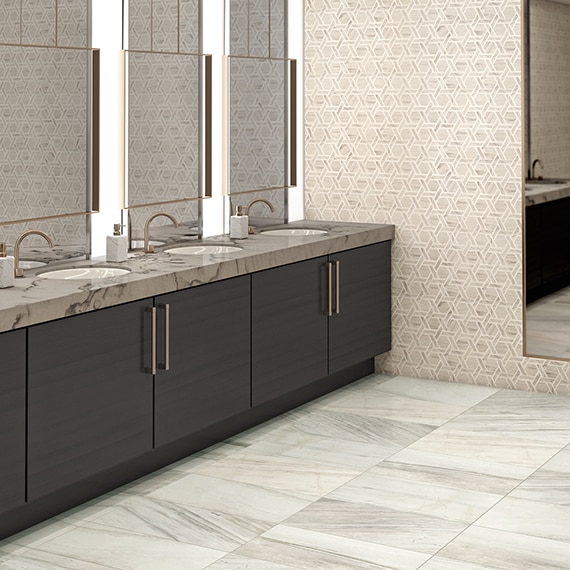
[252,257,328,406]
[329,242,391,374]
[0,329,25,513]
[155,276,251,447]
[28,300,153,500]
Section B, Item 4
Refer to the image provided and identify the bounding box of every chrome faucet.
[531,158,544,180]
[143,212,179,253]
[14,230,54,277]
[245,198,275,234]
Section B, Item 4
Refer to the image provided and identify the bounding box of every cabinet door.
[0,329,25,513]
[252,257,328,406]
[155,276,251,447]
[542,197,570,285]
[28,300,153,500]
[329,242,391,374]
[525,204,542,295]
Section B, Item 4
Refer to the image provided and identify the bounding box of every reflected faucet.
[531,158,544,180]
[14,230,54,278]
[143,212,179,253]
[245,198,275,234]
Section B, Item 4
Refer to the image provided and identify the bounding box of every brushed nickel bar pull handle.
[335,260,341,315]
[146,307,157,375]
[327,262,333,317]
[289,59,297,187]
[204,55,213,198]
[90,48,100,212]
[159,303,171,371]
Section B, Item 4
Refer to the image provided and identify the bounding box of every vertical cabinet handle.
[327,262,333,317]
[159,303,170,371]
[146,307,157,375]
[335,260,340,315]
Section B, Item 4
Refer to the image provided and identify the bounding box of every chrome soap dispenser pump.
[0,242,15,288]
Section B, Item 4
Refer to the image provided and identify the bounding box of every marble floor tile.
[77,494,270,552]
[193,450,361,499]
[0,547,118,570]
[438,525,570,570]
[148,473,312,525]
[476,496,570,543]
[328,465,502,523]
[235,525,430,570]
[204,554,300,570]
[282,497,466,555]
[418,556,515,570]
[384,449,525,495]
[25,524,225,570]
[406,425,563,470]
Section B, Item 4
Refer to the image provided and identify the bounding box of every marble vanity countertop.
[525,182,570,206]
[0,220,395,334]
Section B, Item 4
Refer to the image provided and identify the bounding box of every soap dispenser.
[0,243,15,288]
[106,224,128,263]
[229,205,248,239]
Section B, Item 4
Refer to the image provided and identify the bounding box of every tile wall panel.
[57,0,88,48]
[0,0,20,44]
[153,0,179,53]
[129,0,152,51]
[305,0,570,394]
[22,0,56,46]
[230,0,249,56]
[270,0,286,58]
[249,0,269,58]
[179,0,200,53]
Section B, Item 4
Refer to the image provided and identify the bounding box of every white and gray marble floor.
[526,285,570,359]
[5,374,570,568]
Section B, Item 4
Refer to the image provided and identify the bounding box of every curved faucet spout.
[143,212,179,253]
[14,230,55,278]
[531,158,544,180]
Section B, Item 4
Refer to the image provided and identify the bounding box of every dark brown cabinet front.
[0,329,26,514]
[27,300,153,500]
[154,275,251,447]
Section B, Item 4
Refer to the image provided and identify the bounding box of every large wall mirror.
[524,0,570,360]
[0,1,99,256]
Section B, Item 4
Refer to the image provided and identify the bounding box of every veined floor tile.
[419,556,512,570]
[78,494,269,552]
[286,409,435,448]
[235,525,430,570]
[329,465,502,524]
[2,520,79,551]
[384,450,524,495]
[148,473,312,525]
[476,496,570,543]
[406,426,563,470]
[205,554,299,570]
[193,450,361,499]
[242,426,395,471]
[282,497,466,555]
[374,376,498,407]
[0,546,118,569]
[28,524,225,570]
[438,525,570,570]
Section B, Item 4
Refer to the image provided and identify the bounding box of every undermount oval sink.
[19,260,47,269]
[164,245,242,255]
[39,267,131,280]
[262,228,328,236]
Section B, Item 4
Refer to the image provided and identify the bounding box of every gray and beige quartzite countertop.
[0,221,395,334]
[525,182,570,206]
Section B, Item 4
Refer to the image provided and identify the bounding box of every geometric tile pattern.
[57,0,88,48]
[229,57,286,195]
[529,0,570,179]
[304,0,570,394]
[179,0,200,54]
[153,0,179,53]
[270,0,286,58]
[0,0,20,44]
[128,52,201,207]
[129,0,152,51]
[229,0,249,56]
[0,45,88,245]
[249,0,270,58]
[22,0,56,46]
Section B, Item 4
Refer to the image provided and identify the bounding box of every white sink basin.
[39,267,131,280]
[262,228,327,236]
[164,245,242,255]
[19,260,47,269]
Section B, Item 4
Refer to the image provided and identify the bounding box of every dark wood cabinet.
[27,300,153,500]
[526,197,570,302]
[0,329,26,513]
[252,243,391,406]
[251,257,329,406]
[329,242,391,374]
[154,275,251,447]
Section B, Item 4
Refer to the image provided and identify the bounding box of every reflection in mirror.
[0,1,97,258]
[524,0,570,360]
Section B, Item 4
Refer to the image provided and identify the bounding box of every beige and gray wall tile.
[0,0,20,44]
[22,0,56,46]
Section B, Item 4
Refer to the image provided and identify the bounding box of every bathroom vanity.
[0,220,394,539]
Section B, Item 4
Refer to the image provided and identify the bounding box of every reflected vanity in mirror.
[0,1,99,259]
[524,0,570,359]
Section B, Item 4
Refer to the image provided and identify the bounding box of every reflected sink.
[39,267,131,280]
[130,240,165,250]
[526,179,568,185]
[164,245,242,255]
[19,260,47,269]
[262,228,328,236]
